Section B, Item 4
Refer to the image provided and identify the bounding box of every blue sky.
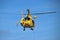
[0,0,60,40]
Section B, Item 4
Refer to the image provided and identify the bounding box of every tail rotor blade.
[21,11,24,17]
[16,21,19,30]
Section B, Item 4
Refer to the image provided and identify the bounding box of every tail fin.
[27,9,30,15]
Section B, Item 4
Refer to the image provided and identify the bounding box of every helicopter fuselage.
[20,9,35,31]
[20,15,34,27]
[20,10,34,31]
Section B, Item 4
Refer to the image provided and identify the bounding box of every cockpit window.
[27,18,30,20]
[24,17,30,20]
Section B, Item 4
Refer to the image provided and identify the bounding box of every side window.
[24,17,30,20]
[28,18,30,20]
[24,18,27,20]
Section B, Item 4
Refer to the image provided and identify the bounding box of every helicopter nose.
[25,23,29,27]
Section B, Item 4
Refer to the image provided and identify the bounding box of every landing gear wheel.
[23,27,25,31]
[31,28,34,31]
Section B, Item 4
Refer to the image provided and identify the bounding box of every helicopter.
[20,9,35,31]
[16,9,56,31]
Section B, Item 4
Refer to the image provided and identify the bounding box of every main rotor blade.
[0,11,56,15]
[30,11,56,15]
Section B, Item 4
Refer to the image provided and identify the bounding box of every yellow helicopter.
[16,9,56,31]
[20,9,36,31]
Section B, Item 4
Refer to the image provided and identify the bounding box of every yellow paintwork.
[20,13,33,27]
